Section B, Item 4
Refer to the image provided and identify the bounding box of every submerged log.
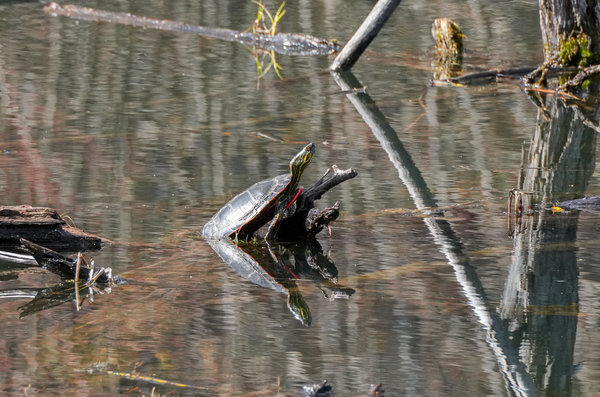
[44,2,340,56]
[0,205,105,250]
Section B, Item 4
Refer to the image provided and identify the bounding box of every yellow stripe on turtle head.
[289,142,316,182]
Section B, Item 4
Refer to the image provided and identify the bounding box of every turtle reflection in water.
[202,142,316,241]
[206,238,354,326]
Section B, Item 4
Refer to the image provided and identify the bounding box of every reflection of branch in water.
[16,281,111,318]
[0,240,127,317]
[331,69,538,396]
[77,363,208,392]
[44,2,340,57]
[0,278,117,318]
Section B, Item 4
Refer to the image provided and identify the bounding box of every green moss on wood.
[556,31,599,67]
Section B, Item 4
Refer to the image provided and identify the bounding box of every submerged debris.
[300,380,385,397]
[301,380,333,397]
[553,195,600,213]
[44,2,340,56]
[78,364,208,391]
[20,238,122,284]
[367,383,385,397]
[1,239,129,317]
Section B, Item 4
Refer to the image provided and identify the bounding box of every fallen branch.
[431,67,577,87]
[276,166,357,240]
[329,0,402,71]
[44,2,339,56]
[300,166,358,209]
[558,64,600,91]
[19,239,124,284]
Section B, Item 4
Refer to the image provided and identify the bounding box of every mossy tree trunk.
[539,0,600,67]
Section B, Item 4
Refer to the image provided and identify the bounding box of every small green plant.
[252,1,286,36]
[249,2,286,83]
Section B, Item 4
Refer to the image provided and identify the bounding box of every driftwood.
[0,205,105,250]
[0,239,125,318]
[19,239,123,283]
[558,65,600,91]
[277,166,358,240]
[330,0,402,71]
[44,2,340,56]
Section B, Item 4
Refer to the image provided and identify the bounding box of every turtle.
[202,142,316,241]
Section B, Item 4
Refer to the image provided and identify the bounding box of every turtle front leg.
[265,205,284,240]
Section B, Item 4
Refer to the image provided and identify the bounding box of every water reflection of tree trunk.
[502,95,598,396]
[331,69,538,396]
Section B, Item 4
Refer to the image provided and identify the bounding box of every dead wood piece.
[301,380,333,397]
[367,383,385,397]
[19,238,123,284]
[432,66,579,89]
[0,205,105,250]
[20,238,93,280]
[556,195,600,213]
[432,18,465,58]
[431,18,465,80]
[0,205,65,225]
[273,167,357,240]
[306,202,340,238]
[558,64,600,91]
[329,0,403,71]
[300,166,358,210]
[44,2,339,56]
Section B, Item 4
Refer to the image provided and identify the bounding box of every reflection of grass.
[249,2,286,83]
[255,50,283,81]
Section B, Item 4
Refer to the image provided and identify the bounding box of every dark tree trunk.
[538,0,600,66]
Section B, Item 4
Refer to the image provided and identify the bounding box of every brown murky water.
[1,0,600,396]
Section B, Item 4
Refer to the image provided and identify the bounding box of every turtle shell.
[201,173,291,240]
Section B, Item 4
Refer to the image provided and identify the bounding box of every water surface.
[1,0,600,396]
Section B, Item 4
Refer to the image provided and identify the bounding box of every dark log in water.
[0,205,104,250]
[276,166,357,241]
[20,239,125,284]
[44,2,340,56]
[557,195,600,213]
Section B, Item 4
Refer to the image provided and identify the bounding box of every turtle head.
[289,142,316,180]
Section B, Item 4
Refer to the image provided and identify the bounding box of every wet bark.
[523,1,600,91]
[0,206,105,250]
[329,0,403,71]
[539,0,600,64]
[276,167,357,240]
[19,239,118,283]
